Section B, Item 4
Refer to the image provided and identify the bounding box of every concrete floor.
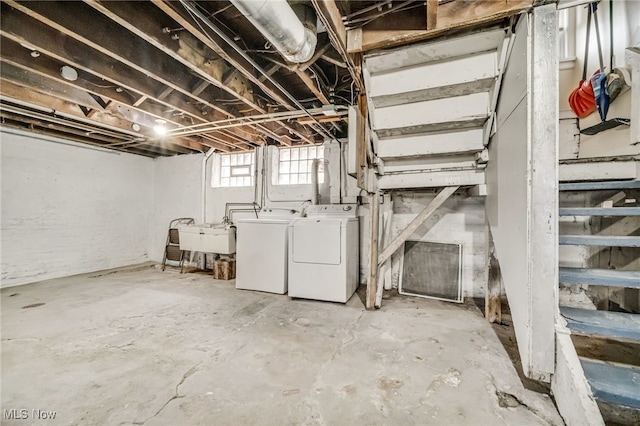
[2,263,563,425]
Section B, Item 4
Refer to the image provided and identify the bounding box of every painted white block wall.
[359,194,487,298]
[0,129,153,288]
[148,154,203,262]
[558,0,640,158]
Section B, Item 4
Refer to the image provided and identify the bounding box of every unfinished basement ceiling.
[0,0,540,157]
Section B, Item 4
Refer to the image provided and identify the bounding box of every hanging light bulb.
[154,119,167,136]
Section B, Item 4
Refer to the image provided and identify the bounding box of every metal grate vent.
[399,241,462,303]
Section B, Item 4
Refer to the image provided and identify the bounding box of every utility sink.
[178,224,236,254]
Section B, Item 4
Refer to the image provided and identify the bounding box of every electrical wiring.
[180,0,335,141]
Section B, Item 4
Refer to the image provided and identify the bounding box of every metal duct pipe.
[230,0,317,63]
[310,158,320,205]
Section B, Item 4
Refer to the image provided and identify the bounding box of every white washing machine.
[235,209,299,294]
[288,205,359,303]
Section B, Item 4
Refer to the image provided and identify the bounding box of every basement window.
[274,145,324,185]
[559,8,576,70]
[212,152,255,188]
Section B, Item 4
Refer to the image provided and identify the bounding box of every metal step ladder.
[161,218,194,272]
[559,179,640,420]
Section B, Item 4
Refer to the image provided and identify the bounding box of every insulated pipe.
[310,158,320,205]
[230,0,317,63]
[202,148,216,223]
[180,0,334,140]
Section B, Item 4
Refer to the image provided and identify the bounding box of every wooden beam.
[356,94,368,190]
[258,64,281,83]
[348,0,532,53]
[0,34,229,152]
[320,50,347,68]
[156,86,174,101]
[297,115,343,125]
[151,0,316,145]
[376,197,394,308]
[190,80,210,97]
[0,106,174,157]
[85,0,261,111]
[152,0,288,107]
[485,225,502,323]
[427,0,438,30]
[132,95,147,107]
[298,40,332,72]
[0,4,245,151]
[366,191,380,310]
[311,0,364,91]
[0,78,200,155]
[294,69,330,105]
[3,1,271,148]
[378,186,459,266]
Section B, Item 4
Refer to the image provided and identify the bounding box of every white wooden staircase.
[363,27,511,190]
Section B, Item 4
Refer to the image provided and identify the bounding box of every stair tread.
[559,267,640,288]
[559,207,640,216]
[559,235,640,247]
[560,306,640,342]
[580,358,640,410]
[559,180,640,191]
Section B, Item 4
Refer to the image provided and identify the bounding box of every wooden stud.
[258,64,281,83]
[347,0,532,53]
[356,94,368,190]
[295,69,330,105]
[427,0,438,30]
[298,40,332,72]
[151,1,317,144]
[366,191,380,310]
[132,96,147,107]
[190,80,210,97]
[0,3,252,150]
[485,225,502,323]
[378,186,459,266]
[310,0,364,91]
[5,0,296,147]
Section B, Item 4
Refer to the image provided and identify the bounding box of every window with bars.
[276,146,324,185]
[212,152,255,188]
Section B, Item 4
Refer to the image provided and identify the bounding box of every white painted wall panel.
[372,92,489,130]
[377,129,484,158]
[369,51,498,99]
[486,8,557,381]
[487,103,530,355]
[0,129,153,288]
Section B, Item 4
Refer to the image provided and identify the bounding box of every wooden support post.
[356,94,368,190]
[427,0,438,30]
[376,196,394,308]
[366,191,380,310]
[485,225,502,323]
[378,186,458,267]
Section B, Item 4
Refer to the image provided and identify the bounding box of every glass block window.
[212,152,255,188]
[277,146,324,185]
[559,8,576,64]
